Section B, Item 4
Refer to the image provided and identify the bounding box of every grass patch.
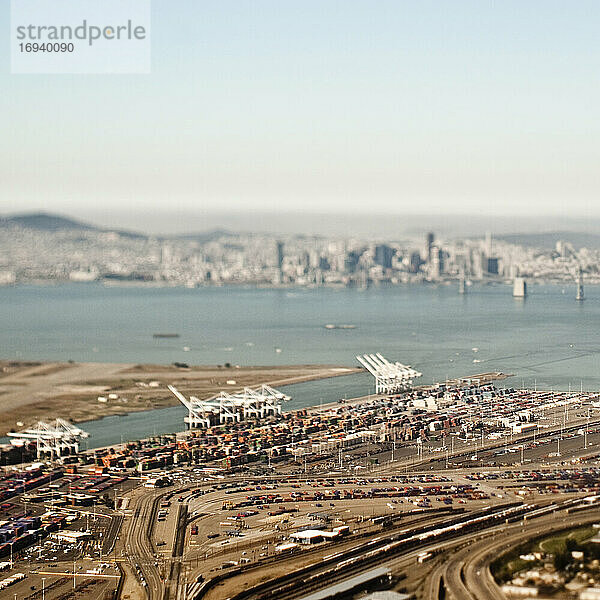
[537,526,596,555]
[491,525,597,584]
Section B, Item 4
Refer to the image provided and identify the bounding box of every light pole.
[42,577,46,600]
[520,445,524,465]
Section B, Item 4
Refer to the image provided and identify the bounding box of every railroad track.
[163,503,188,600]
[223,503,530,600]
[103,513,124,556]
[222,497,600,600]
[124,491,164,599]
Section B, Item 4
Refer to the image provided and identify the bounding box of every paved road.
[439,509,600,600]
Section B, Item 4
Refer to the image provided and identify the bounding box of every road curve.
[442,510,600,600]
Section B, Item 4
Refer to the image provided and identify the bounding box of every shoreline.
[4,280,600,288]
[0,360,362,438]
[74,366,362,429]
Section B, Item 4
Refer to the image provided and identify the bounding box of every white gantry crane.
[168,384,290,429]
[356,353,422,394]
[8,418,89,459]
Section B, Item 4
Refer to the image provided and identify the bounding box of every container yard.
[0,369,600,600]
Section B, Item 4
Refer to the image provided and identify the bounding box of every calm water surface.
[1,283,598,448]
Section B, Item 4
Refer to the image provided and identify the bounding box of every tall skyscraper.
[409,251,422,274]
[276,241,284,271]
[437,247,445,274]
[344,250,361,274]
[486,257,499,275]
[429,246,441,279]
[426,232,435,262]
[485,231,493,256]
[374,244,394,269]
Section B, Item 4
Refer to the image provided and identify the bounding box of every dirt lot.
[0,360,358,436]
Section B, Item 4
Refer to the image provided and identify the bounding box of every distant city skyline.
[2,209,599,289]
[2,1,599,219]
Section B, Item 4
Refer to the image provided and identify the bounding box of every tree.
[554,550,569,571]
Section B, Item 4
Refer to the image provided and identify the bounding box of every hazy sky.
[2,0,599,227]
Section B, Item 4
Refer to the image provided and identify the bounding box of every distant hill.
[0,212,98,231]
[0,212,145,239]
[497,231,600,250]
